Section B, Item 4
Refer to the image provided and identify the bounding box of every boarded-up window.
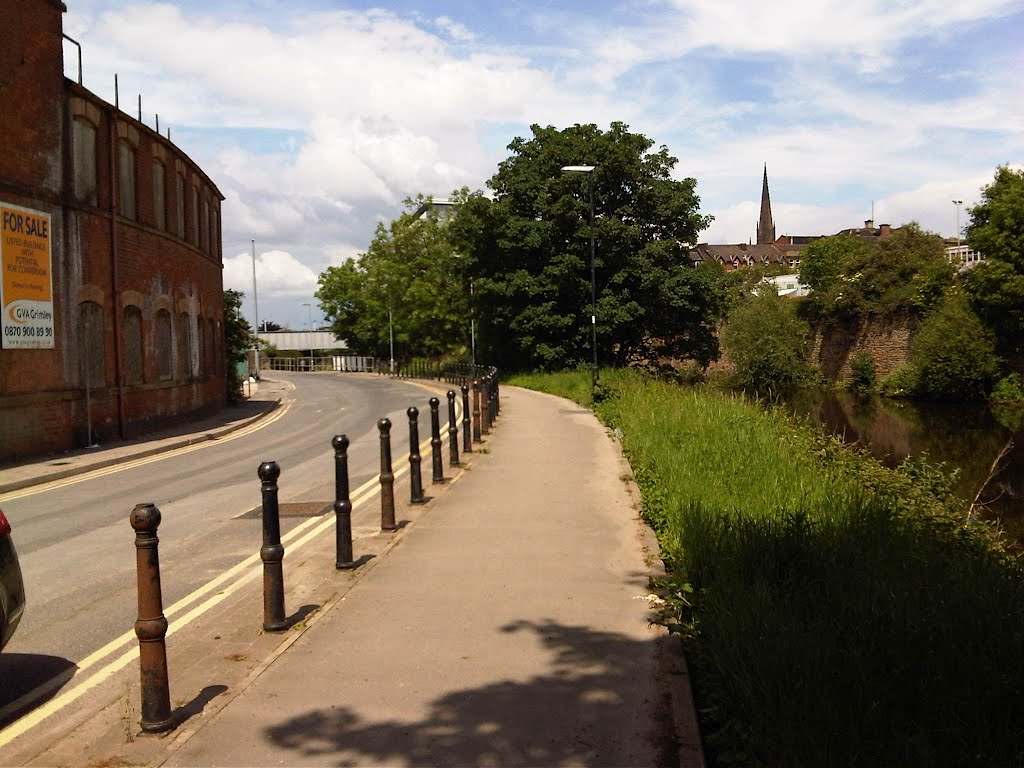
[176,174,185,238]
[118,141,136,220]
[156,309,172,380]
[79,301,104,388]
[177,313,191,380]
[72,119,98,205]
[210,204,220,260]
[152,161,166,230]
[123,305,143,385]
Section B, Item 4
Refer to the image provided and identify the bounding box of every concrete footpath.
[3,383,704,767]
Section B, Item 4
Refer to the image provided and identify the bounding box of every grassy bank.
[508,369,1024,767]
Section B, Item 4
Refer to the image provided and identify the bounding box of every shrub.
[848,350,876,396]
[721,290,813,395]
[910,293,999,400]
[991,373,1024,403]
[879,363,921,397]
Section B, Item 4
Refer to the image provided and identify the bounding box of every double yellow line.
[0,380,465,748]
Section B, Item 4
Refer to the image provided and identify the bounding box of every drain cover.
[237,501,332,520]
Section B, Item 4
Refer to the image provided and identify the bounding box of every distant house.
[761,274,810,297]
[944,243,985,270]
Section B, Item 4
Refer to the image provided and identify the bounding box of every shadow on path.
[264,619,676,767]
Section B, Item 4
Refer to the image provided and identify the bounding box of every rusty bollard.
[332,435,355,569]
[131,503,174,733]
[408,407,425,504]
[379,418,397,530]
[259,461,288,632]
[481,378,491,436]
[489,377,498,424]
[447,390,460,467]
[472,380,482,442]
[461,384,472,453]
[429,397,444,483]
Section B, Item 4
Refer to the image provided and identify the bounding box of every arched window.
[118,140,136,220]
[79,301,104,388]
[156,309,172,381]
[72,118,98,205]
[152,160,166,230]
[177,312,191,380]
[123,305,143,385]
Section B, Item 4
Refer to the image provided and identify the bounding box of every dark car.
[0,508,25,651]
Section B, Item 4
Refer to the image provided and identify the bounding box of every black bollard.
[332,435,355,569]
[429,397,444,483]
[472,380,482,442]
[481,378,491,435]
[407,407,425,504]
[489,377,498,423]
[379,418,397,530]
[131,503,174,733]
[447,390,460,466]
[259,461,288,632]
[461,384,472,452]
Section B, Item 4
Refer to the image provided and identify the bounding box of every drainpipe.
[109,102,126,439]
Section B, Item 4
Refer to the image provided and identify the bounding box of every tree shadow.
[264,619,676,767]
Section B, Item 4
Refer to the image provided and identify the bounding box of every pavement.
[0,379,704,768]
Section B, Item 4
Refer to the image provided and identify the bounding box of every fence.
[264,355,376,373]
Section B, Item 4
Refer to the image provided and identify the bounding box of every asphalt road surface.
[0,372,452,718]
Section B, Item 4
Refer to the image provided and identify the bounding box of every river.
[785,391,1024,543]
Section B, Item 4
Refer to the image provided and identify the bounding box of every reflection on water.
[784,391,1023,542]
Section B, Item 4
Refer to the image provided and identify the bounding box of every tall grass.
[509,369,1024,767]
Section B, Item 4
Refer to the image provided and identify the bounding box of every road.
[0,372,456,721]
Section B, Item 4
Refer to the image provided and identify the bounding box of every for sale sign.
[1,203,54,349]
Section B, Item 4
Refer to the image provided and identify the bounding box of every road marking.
[0,378,475,746]
[0,401,292,503]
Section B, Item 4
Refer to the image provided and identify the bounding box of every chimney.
[879,224,891,237]
[865,219,874,229]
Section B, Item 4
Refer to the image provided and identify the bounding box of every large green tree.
[799,224,953,320]
[447,122,721,371]
[316,196,469,362]
[963,165,1024,356]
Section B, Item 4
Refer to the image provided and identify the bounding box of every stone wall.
[811,314,915,382]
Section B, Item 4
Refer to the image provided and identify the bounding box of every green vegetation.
[907,291,1000,400]
[447,122,724,371]
[799,223,954,322]
[720,289,814,395]
[964,166,1024,358]
[510,368,1024,768]
[222,289,251,402]
[847,349,876,396]
[316,195,469,362]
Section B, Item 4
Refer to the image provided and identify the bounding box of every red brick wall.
[0,0,228,464]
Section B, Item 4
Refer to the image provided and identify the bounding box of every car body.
[0,508,25,651]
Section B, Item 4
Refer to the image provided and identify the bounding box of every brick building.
[0,0,226,463]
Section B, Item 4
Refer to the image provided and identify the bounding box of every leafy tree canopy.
[446,122,722,371]
[963,165,1024,355]
[316,195,470,362]
[798,224,954,320]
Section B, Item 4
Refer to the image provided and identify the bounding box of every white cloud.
[223,249,319,298]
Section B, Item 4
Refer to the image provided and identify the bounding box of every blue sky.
[61,0,1024,330]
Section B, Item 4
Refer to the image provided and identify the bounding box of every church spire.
[756,164,775,245]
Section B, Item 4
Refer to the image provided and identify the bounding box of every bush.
[910,293,999,400]
[721,291,813,395]
[879,363,921,397]
[848,350,876,396]
[991,373,1024,403]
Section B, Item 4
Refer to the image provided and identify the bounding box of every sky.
[61,0,1024,330]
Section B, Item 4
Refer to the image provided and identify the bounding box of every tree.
[963,165,1024,355]
[799,225,953,320]
[316,195,470,362]
[223,289,252,402]
[909,291,999,400]
[446,122,721,372]
[721,289,814,394]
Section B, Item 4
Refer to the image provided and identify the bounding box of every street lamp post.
[251,239,260,380]
[952,199,963,249]
[561,165,598,390]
